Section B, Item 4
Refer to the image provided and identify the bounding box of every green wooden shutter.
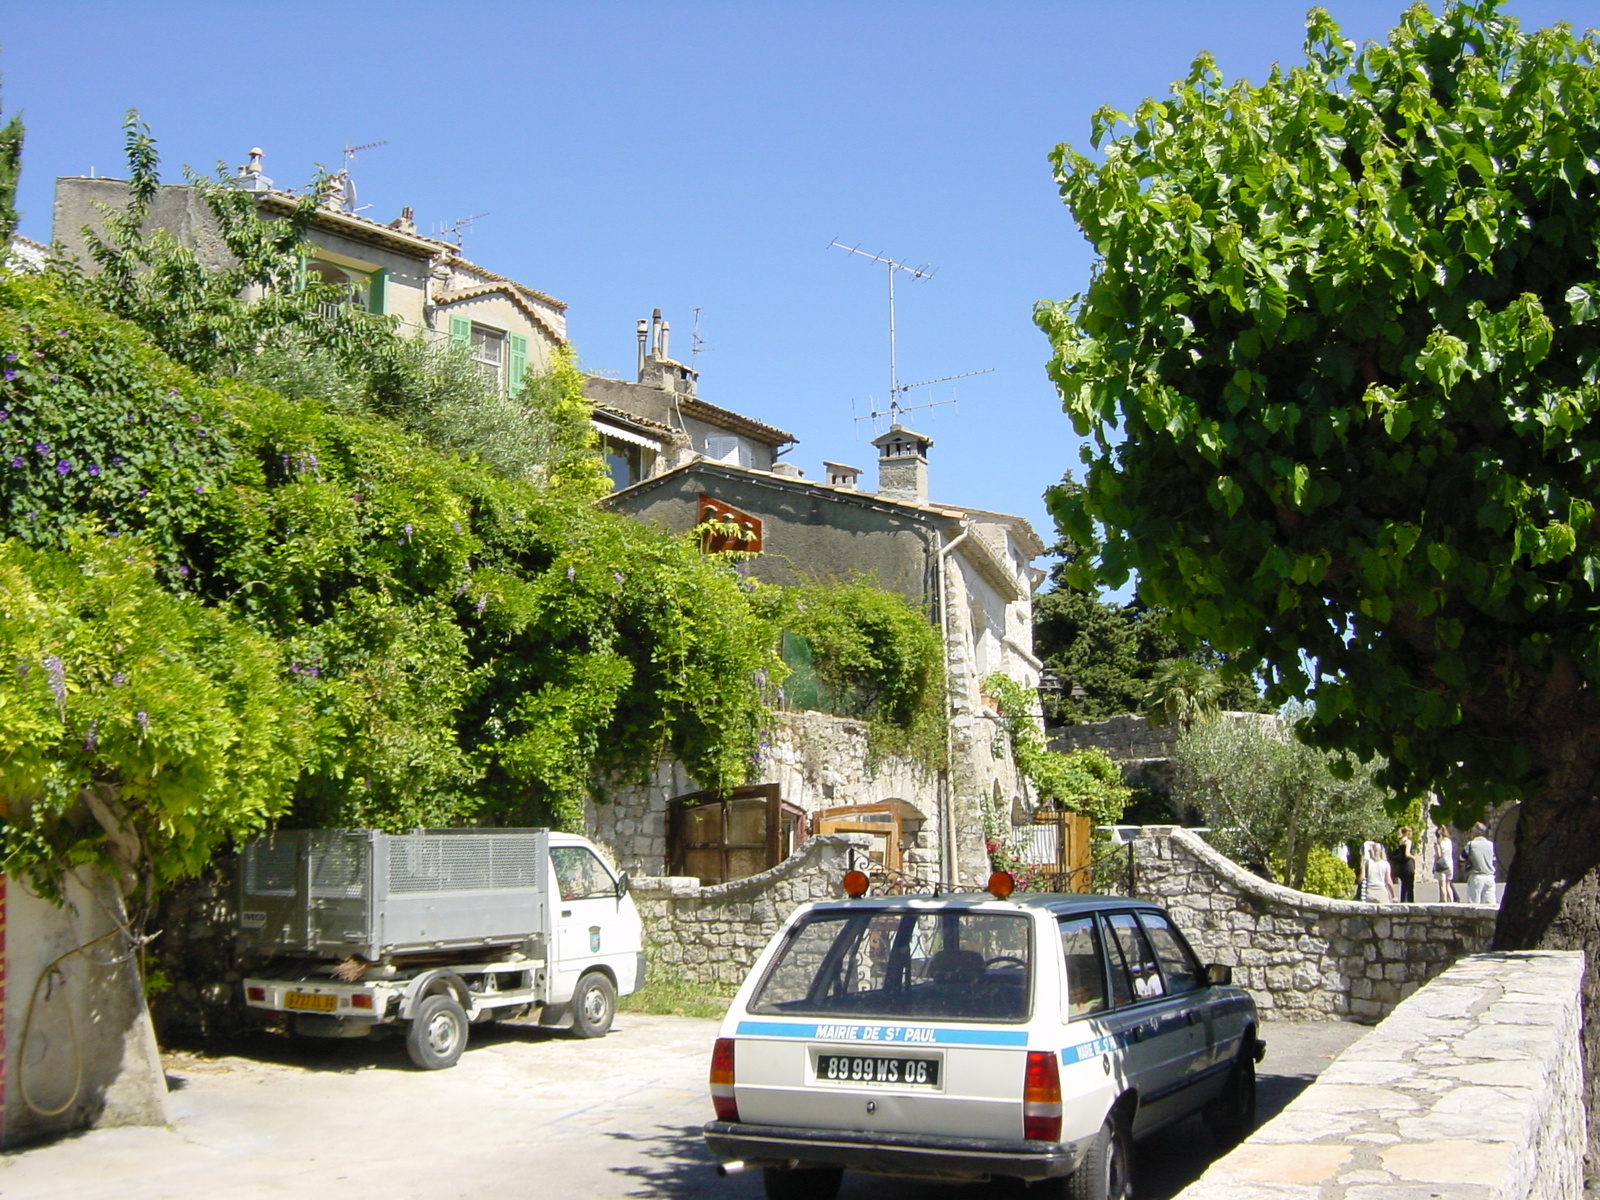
[449,316,471,352]
[367,267,387,315]
[508,333,528,396]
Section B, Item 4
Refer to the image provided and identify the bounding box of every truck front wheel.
[571,972,616,1039]
[406,994,468,1069]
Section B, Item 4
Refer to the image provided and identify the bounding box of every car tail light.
[710,1037,739,1122]
[350,992,373,1009]
[1023,1050,1062,1141]
[246,987,266,1003]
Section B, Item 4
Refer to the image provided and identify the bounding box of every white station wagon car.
[704,874,1262,1200]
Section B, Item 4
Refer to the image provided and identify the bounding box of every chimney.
[870,424,933,502]
[823,461,861,490]
[636,318,650,380]
[389,206,417,235]
[235,147,273,193]
[637,308,699,398]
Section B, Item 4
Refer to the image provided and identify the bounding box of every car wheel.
[1065,1114,1132,1200]
[570,971,616,1039]
[762,1166,843,1200]
[405,993,468,1070]
[1204,1044,1258,1148]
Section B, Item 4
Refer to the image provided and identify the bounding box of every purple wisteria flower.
[475,596,487,616]
[48,375,59,384]
[0,410,8,421]
[43,655,66,717]
[56,460,70,475]
[136,709,149,732]
[112,672,127,687]
[87,464,100,477]
[111,456,123,467]
[84,719,99,753]
[17,661,29,679]
[195,484,205,494]
[452,521,461,534]
[3,370,15,383]
[138,488,150,497]
[565,566,576,582]
[55,329,68,338]
[613,571,624,587]
[9,457,21,468]
[3,352,15,361]
[178,565,190,577]
[34,442,48,455]
[402,523,414,542]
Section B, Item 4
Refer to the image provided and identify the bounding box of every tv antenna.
[691,307,712,371]
[439,212,490,249]
[830,239,992,430]
[336,140,387,212]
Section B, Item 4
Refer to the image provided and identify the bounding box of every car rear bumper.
[703,1120,1091,1183]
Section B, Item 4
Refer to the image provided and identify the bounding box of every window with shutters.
[470,324,505,387]
[446,318,526,396]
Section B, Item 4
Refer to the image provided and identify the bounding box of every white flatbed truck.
[236,828,645,1068]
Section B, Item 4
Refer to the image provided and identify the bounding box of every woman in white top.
[1359,840,1397,902]
[1431,826,1458,902]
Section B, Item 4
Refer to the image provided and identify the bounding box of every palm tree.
[1141,660,1226,732]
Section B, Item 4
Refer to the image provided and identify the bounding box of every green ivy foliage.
[983,672,1130,828]
[1037,1,1600,827]
[757,578,947,770]
[0,270,782,874]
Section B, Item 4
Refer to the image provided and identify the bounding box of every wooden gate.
[1030,810,1093,893]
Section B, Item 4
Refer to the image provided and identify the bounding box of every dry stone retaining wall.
[1122,826,1496,1020]
[631,833,872,992]
[1176,950,1586,1200]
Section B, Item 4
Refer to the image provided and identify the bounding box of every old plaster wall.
[4,869,169,1147]
[1119,827,1496,1020]
[1176,950,1586,1200]
[630,834,872,991]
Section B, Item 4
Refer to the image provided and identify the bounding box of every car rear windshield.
[748,908,1032,1023]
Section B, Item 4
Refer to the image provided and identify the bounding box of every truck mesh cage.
[388,833,546,893]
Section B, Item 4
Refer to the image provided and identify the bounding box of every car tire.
[1065,1114,1132,1200]
[570,971,616,1039]
[405,993,468,1070]
[1204,1043,1257,1148]
[762,1166,843,1200]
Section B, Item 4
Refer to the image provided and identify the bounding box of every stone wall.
[1176,950,1586,1200]
[1123,827,1496,1020]
[631,833,871,992]
[587,710,950,883]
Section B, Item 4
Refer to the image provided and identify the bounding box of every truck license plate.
[284,992,337,1012]
[816,1054,939,1088]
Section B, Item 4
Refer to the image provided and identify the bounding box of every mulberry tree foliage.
[1038,2,1600,820]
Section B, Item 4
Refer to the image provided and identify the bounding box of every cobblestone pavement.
[0,1014,1367,1200]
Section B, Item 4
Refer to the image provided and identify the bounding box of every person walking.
[1392,826,1417,903]
[1359,840,1397,902]
[1431,825,1458,902]
[1465,824,1498,906]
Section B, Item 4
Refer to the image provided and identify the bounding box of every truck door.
[550,844,623,982]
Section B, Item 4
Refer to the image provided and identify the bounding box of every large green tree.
[1039,0,1600,1123]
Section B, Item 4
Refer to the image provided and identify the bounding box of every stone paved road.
[0,1015,1368,1200]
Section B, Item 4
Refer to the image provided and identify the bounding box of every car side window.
[1138,911,1202,994]
[1058,916,1108,1019]
[1104,911,1166,1002]
[551,846,616,900]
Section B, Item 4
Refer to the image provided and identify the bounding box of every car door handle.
[562,910,572,917]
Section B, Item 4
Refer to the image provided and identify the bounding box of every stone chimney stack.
[871,424,933,502]
[636,308,699,398]
[824,461,862,490]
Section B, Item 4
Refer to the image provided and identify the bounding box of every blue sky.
[6,1,1597,563]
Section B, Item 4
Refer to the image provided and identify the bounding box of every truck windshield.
[748,909,1032,1023]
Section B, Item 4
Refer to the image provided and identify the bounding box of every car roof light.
[987,871,1016,899]
[842,870,870,898]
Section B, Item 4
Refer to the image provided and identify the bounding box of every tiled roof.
[591,400,680,441]
[678,395,796,447]
[432,283,566,347]
[444,254,565,312]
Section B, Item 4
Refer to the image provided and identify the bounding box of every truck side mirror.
[1201,963,1233,987]
[616,871,630,899]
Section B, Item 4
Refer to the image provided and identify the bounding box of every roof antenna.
[438,212,490,250]
[829,239,993,434]
[691,307,713,371]
[337,140,387,213]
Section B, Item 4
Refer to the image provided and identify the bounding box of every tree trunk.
[1494,780,1600,1171]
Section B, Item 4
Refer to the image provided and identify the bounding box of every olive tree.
[1038,0,1600,1121]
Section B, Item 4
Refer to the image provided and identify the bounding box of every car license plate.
[816,1053,939,1088]
[284,991,337,1012]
